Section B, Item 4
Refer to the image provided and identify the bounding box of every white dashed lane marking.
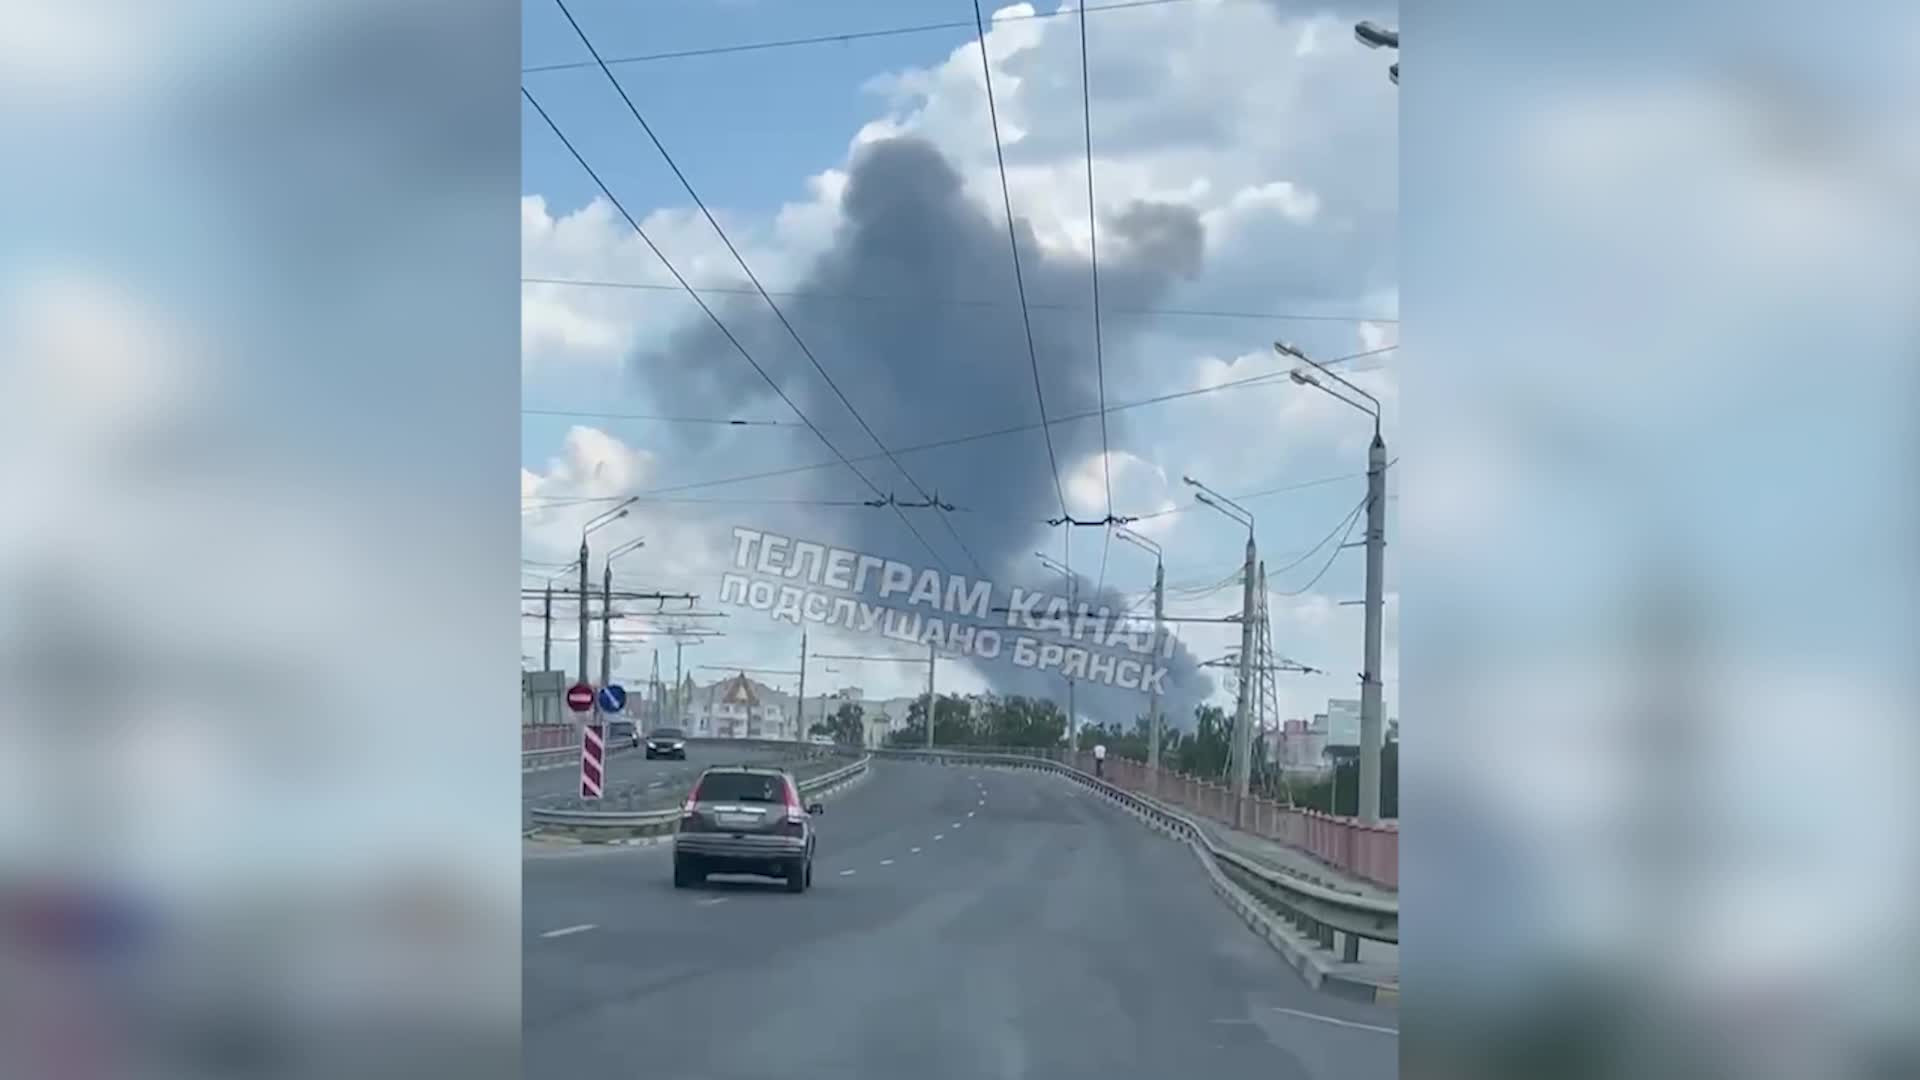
[696,897,727,907]
[839,869,857,877]
[880,859,894,866]
[1267,1007,1400,1036]
[540,924,596,939]
[910,846,921,853]
[934,834,944,841]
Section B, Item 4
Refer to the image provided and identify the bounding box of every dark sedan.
[645,727,687,760]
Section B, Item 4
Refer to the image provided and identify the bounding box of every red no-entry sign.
[566,682,594,713]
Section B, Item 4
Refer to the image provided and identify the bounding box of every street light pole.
[1114,526,1165,789]
[603,535,647,692]
[578,499,635,692]
[925,640,936,750]
[541,560,576,673]
[1277,341,1388,825]
[1183,476,1258,827]
[1036,552,1080,752]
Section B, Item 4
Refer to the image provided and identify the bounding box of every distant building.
[690,673,792,740]
[1280,718,1327,770]
[522,670,566,728]
[1324,698,1362,748]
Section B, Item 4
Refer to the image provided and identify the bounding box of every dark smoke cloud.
[628,135,1216,727]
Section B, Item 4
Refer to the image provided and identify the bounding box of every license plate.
[718,813,759,828]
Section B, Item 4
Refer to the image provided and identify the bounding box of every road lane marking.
[540,924,596,939]
[1266,1007,1399,1036]
[695,897,728,907]
[934,834,944,841]
[880,859,894,866]
[966,811,975,818]
[910,846,921,853]
[951,822,961,828]
[839,869,856,876]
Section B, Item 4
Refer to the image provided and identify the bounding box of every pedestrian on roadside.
[1093,742,1107,778]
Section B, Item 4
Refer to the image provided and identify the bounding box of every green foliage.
[886,693,1068,750]
[1268,741,1398,818]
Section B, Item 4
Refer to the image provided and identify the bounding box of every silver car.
[673,766,822,892]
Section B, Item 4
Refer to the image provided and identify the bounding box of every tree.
[886,693,1068,750]
[1170,704,1232,778]
[1288,741,1397,818]
[811,701,865,746]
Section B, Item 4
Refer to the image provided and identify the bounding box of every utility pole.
[1256,560,1268,794]
[542,582,553,671]
[925,640,936,750]
[1067,567,1078,752]
[1147,556,1165,780]
[1114,526,1165,788]
[1274,341,1387,823]
[649,648,661,732]
[577,538,590,690]
[673,639,685,727]
[599,561,613,691]
[1230,533,1257,824]
[1359,431,1387,824]
[796,631,808,739]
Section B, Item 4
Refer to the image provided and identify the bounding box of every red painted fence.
[1017,747,1398,890]
[522,725,575,752]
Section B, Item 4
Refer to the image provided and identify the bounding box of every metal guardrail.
[868,747,1397,954]
[526,750,871,841]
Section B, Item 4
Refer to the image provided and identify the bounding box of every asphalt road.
[522,742,802,825]
[523,759,1398,1080]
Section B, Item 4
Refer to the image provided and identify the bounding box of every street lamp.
[1276,340,1389,825]
[540,558,580,673]
[1182,473,1260,825]
[1035,551,1081,750]
[577,498,637,693]
[1354,20,1398,85]
[601,535,647,689]
[1113,525,1168,780]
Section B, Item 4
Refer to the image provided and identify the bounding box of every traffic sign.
[566,682,594,713]
[598,684,626,714]
[580,724,605,799]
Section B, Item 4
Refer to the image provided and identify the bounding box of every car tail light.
[781,781,806,825]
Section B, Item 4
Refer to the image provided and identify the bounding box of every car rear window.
[652,728,683,739]
[694,772,787,804]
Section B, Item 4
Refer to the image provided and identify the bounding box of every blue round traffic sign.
[597,684,626,713]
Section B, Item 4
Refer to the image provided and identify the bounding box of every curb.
[1026,760,1402,1007]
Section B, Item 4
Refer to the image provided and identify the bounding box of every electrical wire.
[520,85,953,576]
[520,277,1398,326]
[550,0,986,579]
[521,0,1234,74]
[529,346,1397,505]
[522,408,802,427]
[971,0,1068,529]
[1075,0,1115,595]
[1267,495,1367,578]
[1270,502,1365,597]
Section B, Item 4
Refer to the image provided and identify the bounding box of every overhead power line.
[521,84,956,574]
[1270,502,1366,598]
[1075,0,1115,597]
[521,0,1231,74]
[532,345,1397,504]
[522,407,803,427]
[520,277,1398,327]
[971,0,1067,528]
[550,0,986,579]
